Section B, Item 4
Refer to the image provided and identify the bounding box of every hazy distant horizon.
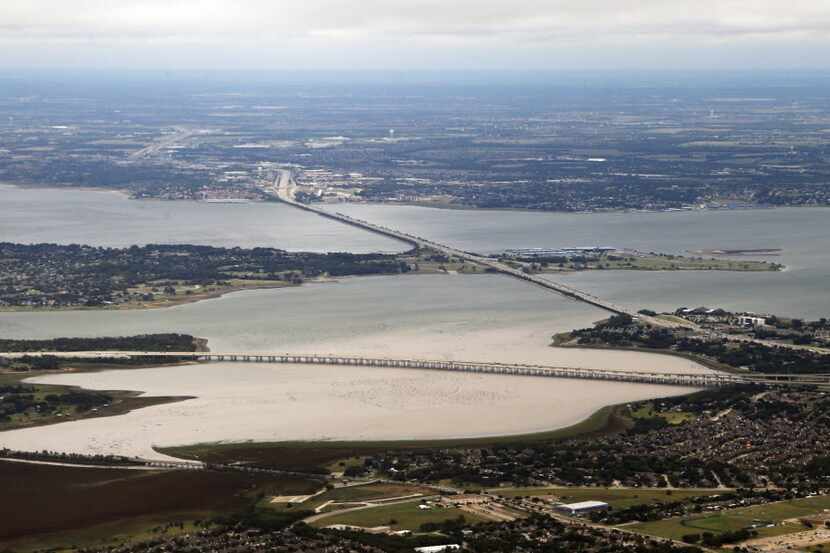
[3,68,830,91]
[2,1,829,72]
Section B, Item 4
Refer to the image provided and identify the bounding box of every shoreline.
[0,262,781,315]
[0,361,200,433]
[2,359,700,463]
[155,401,638,467]
[550,339,739,374]
[315,198,830,216]
[5,181,830,217]
[0,181,132,200]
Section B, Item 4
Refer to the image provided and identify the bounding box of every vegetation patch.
[158,403,632,472]
[311,501,486,531]
[492,487,720,509]
[630,495,830,543]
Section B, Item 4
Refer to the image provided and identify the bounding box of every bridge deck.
[3,350,815,388]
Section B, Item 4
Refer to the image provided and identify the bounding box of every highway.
[129,127,203,160]
[2,350,825,388]
[267,170,679,328]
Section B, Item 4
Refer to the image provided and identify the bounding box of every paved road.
[0,350,766,387]
[267,169,830,353]
[4,350,828,387]
[266,170,681,327]
[129,128,203,160]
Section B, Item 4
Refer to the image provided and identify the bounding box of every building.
[738,315,767,328]
[554,500,610,516]
[414,545,461,553]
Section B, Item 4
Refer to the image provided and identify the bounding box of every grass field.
[630,403,696,425]
[320,482,435,503]
[159,404,633,471]
[630,495,830,541]
[538,252,781,273]
[310,501,488,531]
[0,460,320,552]
[491,487,723,509]
[267,482,436,513]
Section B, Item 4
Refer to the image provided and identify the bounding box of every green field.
[267,482,436,513]
[320,482,434,502]
[310,501,488,531]
[537,253,781,273]
[491,487,722,509]
[630,495,830,541]
[630,403,696,425]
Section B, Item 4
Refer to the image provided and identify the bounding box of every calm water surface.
[3,187,770,455]
[0,364,696,460]
[0,184,405,252]
[0,274,708,373]
[336,204,830,318]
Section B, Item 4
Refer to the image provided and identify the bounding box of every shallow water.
[0,273,708,373]
[0,363,697,460]
[4,187,795,457]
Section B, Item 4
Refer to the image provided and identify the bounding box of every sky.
[1,0,829,71]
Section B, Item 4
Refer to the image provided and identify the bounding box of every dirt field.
[0,461,319,550]
[742,525,830,551]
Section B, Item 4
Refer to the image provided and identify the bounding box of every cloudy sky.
[1,0,828,70]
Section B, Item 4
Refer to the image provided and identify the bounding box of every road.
[267,169,830,354]
[266,170,680,328]
[2,350,827,387]
[129,128,203,160]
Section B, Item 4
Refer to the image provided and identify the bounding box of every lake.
[4,186,821,458]
[2,183,826,317]
[0,184,406,253]
[0,273,709,459]
[1,363,697,460]
[0,273,708,373]
[335,204,830,319]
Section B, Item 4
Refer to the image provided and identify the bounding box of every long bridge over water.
[268,171,679,328]
[5,350,826,388]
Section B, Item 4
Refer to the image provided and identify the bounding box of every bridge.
[5,350,825,388]
[267,170,681,328]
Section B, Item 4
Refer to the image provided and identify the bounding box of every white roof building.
[554,500,610,515]
[414,546,461,553]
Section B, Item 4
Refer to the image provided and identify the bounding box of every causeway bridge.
[267,170,677,327]
[4,350,820,388]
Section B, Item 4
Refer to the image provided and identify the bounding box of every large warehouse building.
[554,500,610,516]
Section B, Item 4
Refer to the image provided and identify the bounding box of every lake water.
[4,186,821,457]
[0,274,708,373]
[1,364,696,460]
[0,273,709,458]
[335,204,830,319]
[0,184,405,253]
[3,184,823,317]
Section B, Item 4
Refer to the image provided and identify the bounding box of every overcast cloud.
[1,0,828,70]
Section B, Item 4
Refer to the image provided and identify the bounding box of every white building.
[414,546,461,553]
[738,315,767,328]
[554,500,610,516]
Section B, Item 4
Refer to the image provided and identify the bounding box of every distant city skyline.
[1,0,829,71]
